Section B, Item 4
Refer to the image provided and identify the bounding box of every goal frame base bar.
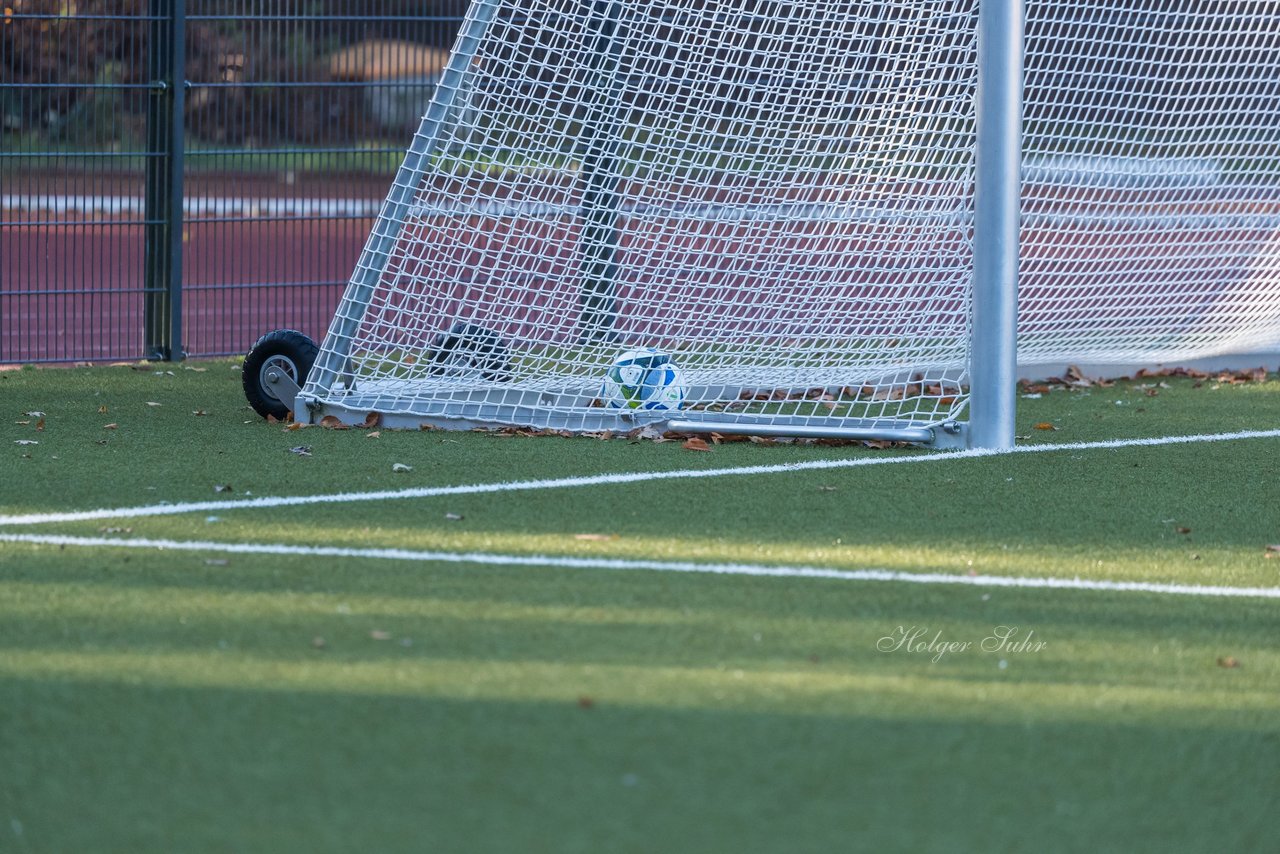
[296,391,968,449]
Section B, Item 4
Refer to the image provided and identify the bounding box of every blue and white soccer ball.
[599,347,687,411]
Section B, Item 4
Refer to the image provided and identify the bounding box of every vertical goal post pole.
[968,0,1023,450]
[303,0,504,399]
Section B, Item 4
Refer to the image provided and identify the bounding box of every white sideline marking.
[0,429,1277,528]
[2,532,1278,600]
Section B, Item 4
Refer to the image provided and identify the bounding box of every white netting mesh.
[310,0,978,431]
[1020,2,1280,366]
[307,0,1280,433]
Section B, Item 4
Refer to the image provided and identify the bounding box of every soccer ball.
[599,348,687,411]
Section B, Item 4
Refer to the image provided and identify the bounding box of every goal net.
[1019,2,1280,370]
[297,0,1280,442]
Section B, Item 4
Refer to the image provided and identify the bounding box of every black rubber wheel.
[425,321,513,382]
[242,329,318,420]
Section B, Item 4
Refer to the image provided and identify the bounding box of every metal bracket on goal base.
[265,367,303,416]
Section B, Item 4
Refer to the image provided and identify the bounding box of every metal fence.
[1,1,466,363]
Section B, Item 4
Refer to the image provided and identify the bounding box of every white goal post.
[293,0,1280,449]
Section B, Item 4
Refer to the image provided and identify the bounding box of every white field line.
[2,532,1279,599]
[1,429,1278,528]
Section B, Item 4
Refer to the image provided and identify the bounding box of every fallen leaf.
[267,414,279,424]
[391,462,413,472]
[682,437,712,452]
[35,418,44,431]
[444,512,463,521]
[577,696,595,709]
[97,405,108,414]
[311,636,327,650]
[1176,527,1191,535]
[1217,656,1240,669]
[284,421,305,431]
[370,630,392,641]
[361,412,382,429]
[14,420,29,425]
[1265,545,1280,558]
[1034,422,1057,431]
[146,401,162,407]
[102,423,118,430]
[319,415,349,430]
[365,430,381,439]
[192,409,208,416]
[288,445,312,456]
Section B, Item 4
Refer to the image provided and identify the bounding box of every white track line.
[1,428,1277,528]
[2,532,1278,599]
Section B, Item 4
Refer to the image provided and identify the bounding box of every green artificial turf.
[1,361,1279,852]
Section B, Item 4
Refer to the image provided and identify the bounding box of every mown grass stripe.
[1,428,1277,527]
[4,532,1280,599]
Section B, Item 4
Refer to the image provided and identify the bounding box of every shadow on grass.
[1,677,1276,854]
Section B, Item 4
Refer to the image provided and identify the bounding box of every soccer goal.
[248,0,1280,449]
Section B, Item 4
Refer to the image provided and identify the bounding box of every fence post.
[143,0,186,361]
[968,0,1023,450]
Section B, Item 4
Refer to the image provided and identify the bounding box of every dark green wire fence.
[1,1,467,363]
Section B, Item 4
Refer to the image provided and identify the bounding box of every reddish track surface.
[4,175,1279,364]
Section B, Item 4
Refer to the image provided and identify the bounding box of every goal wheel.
[425,321,513,382]
[242,329,318,420]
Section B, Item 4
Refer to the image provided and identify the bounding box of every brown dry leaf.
[35,418,45,431]
[1176,527,1192,535]
[577,696,595,709]
[14,420,29,426]
[1217,656,1240,669]
[103,423,118,430]
[365,430,381,439]
[361,411,382,429]
[1264,544,1280,558]
[319,415,349,430]
[682,437,712,452]
[266,413,280,424]
[574,533,619,541]
[1064,365,1093,387]
[284,421,305,432]
[747,435,775,445]
[1034,422,1057,431]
